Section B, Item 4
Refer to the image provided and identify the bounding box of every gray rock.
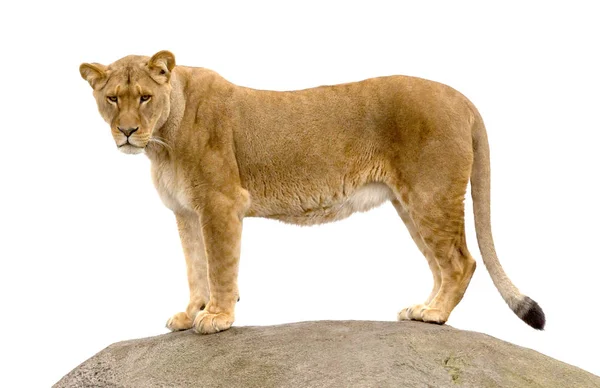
[54,321,600,388]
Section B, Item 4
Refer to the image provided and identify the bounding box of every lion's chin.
[118,144,145,155]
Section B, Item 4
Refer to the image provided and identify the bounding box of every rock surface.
[55,321,599,388]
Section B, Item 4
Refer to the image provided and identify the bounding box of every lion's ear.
[148,50,176,83]
[79,63,107,89]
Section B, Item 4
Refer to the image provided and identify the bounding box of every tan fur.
[80,51,544,333]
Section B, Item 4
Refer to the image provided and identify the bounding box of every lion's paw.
[420,308,447,324]
[398,304,447,325]
[193,311,234,334]
[166,312,194,332]
[397,304,427,321]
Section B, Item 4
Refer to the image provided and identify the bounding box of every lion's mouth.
[118,141,145,154]
[118,139,145,148]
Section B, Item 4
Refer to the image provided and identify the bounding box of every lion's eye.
[140,95,152,103]
[107,96,118,103]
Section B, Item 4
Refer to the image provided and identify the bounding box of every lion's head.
[80,51,175,154]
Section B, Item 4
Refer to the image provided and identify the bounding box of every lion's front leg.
[192,192,246,334]
[166,212,210,331]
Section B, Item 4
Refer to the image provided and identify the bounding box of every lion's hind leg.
[392,199,441,321]
[394,184,476,325]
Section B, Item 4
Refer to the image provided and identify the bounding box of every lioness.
[80,50,545,334]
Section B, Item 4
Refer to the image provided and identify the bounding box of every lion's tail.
[470,111,545,330]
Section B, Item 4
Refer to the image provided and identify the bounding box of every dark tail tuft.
[515,296,546,330]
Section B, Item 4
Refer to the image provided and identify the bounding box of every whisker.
[148,137,173,152]
[152,136,172,149]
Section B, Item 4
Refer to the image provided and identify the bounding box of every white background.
[1,1,599,386]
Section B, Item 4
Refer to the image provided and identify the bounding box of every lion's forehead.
[103,67,155,94]
[100,55,161,94]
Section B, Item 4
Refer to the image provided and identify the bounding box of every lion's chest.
[151,162,192,213]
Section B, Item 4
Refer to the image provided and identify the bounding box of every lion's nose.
[118,127,139,137]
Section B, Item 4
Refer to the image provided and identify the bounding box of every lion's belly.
[259,183,395,226]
